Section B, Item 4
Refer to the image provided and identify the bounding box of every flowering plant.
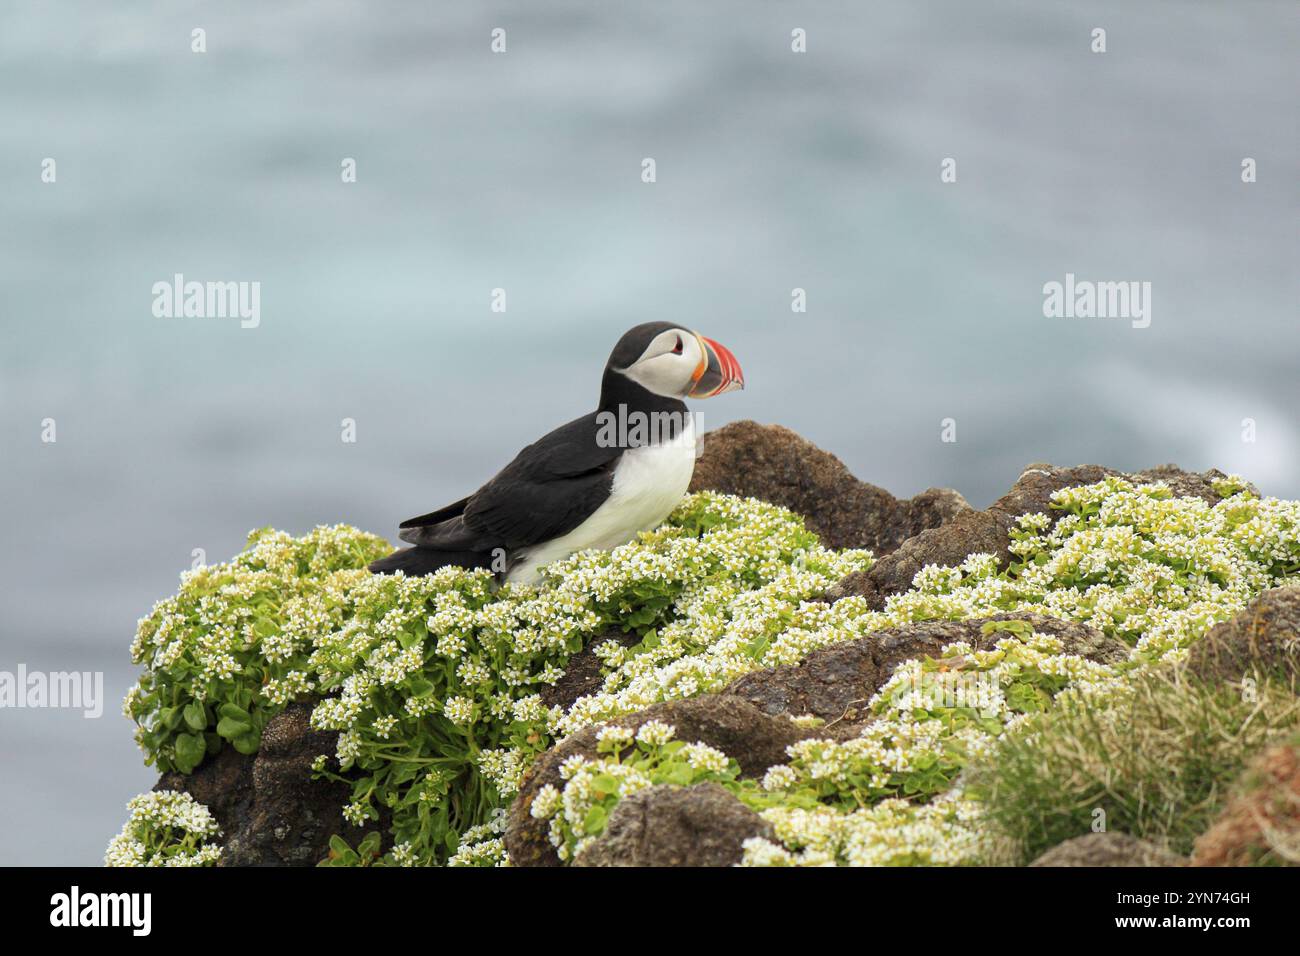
[529,720,741,861]
[104,790,221,867]
[121,493,861,865]
[111,476,1300,867]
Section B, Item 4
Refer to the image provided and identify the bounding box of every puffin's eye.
[672,336,683,354]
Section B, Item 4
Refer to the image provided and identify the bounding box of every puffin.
[368,322,744,584]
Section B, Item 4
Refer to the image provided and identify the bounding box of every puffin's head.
[608,321,744,399]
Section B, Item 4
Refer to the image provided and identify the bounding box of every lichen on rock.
[689,420,970,553]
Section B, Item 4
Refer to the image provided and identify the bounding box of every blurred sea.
[1,1,1296,863]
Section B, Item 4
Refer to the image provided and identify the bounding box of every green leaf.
[583,804,608,835]
[218,702,251,722]
[216,715,252,739]
[664,763,694,786]
[231,730,261,755]
[182,701,207,731]
[174,733,206,773]
[981,619,1033,638]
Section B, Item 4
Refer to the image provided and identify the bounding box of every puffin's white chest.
[508,418,698,584]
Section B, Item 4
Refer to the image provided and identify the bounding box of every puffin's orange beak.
[687,333,744,398]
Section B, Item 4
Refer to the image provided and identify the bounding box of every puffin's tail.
[368,547,494,577]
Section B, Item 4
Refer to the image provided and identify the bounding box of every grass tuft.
[966,669,1300,863]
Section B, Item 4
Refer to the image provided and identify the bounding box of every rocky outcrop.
[824,462,1246,610]
[573,784,773,867]
[506,611,1127,864]
[506,695,807,867]
[824,509,1016,610]
[1193,741,1300,866]
[140,421,1278,869]
[689,421,970,554]
[1028,832,1187,867]
[508,454,1248,867]
[154,703,372,866]
[724,612,1126,729]
[1185,586,1300,687]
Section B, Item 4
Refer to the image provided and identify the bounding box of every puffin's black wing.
[397,413,621,553]
[397,496,470,532]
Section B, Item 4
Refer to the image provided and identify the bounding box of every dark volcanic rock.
[689,420,970,554]
[825,462,1248,611]
[1185,586,1300,687]
[988,463,1119,519]
[991,462,1244,522]
[825,509,1014,609]
[156,703,372,866]
[724,613,1126,726]
[506,695,807,867]
[540,629,639,712]
[1029,832,1187,867]
[573,783,773,867]
[154,741,254,841]
[1127,464,1256,505]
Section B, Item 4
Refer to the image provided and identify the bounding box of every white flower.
[105,791,222,867]
[635,720,676,746]
[681,742,729,774]
[596,725,634,747]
